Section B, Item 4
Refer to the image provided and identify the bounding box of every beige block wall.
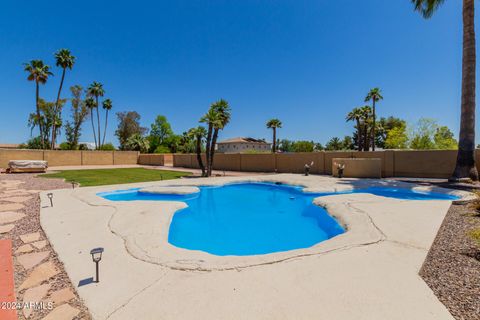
[240,154,276,172]
[213,153,241,171]
[173,154,193,168]
[113,151,139,165]
[332,158,382,178]
[276,153,324,174]
[324,152,354,174]
[393,150,458,178]
[81,151,114,165]
[138,154,164,166]
[0,149,44,168]
[43,151,82,166]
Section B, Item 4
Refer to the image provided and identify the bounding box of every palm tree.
[85,97,97,149]
[189,126,207,176]
[412,0,478,181]
[87,82,105,149]
[23,60,53,149]
[364,88,383,151]
[101,99,113,148]
[360,106,372,151]
[346,108,363,151]
[266,119,282,153]
[200,108,218,176]
[51,49,75,149]
[209,99,231,176]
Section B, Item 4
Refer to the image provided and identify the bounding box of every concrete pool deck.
[39,174,471,320]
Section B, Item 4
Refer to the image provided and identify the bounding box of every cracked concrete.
[39,174,470,320]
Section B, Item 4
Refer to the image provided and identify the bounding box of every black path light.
[90,247,104,283]
[47,193,53,207]
[71,181,77,189]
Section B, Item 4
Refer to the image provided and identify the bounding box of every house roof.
[217,137,270,144]
[0,144,20,149]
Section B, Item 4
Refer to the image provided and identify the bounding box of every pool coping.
[63,175,472,271]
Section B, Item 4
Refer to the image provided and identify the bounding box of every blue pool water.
[99,182,459,256]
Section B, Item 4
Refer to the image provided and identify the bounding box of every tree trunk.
[51,68,66,149]
[205,124,213,176]
[272,128,276,153]
[91,109,97,149]
[209,128,219,176]
[95,97,101,149]
[363,123,369,151]
[102,110,109,147]
[451,0,479,181]
[196,136,206,176]
[371,100,376,151]
[356,119,362,151]
[35,81,45,149]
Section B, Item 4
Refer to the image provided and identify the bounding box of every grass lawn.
[39,168,191,187]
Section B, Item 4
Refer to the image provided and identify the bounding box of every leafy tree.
[99,142,116,151]
[64,85,89,150]
[101,99,113,148]
[154,145,171,153]
[278,139,295,152]
[364,88,383,151]
[28,98,65,146]
[326,137,342,151]
[51,49,75,149]
[377,117,407,149]
[87,81,105,148]
[341,136,355,150]
[384,124,409,149]
[292,141,315,153]
[434,126,458,150]
[148,115,174,152]
[115,111,148,150]
[124,133,149,153]
[359,106,373,151]
[266,118,282,153]
[23,60,53,148]
[411,0,477,181]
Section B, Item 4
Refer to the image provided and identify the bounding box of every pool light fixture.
[90,247,104,283]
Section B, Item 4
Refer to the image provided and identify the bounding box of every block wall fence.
[0,149,139,168]
[2,148,479,179]
[170,150,480,179]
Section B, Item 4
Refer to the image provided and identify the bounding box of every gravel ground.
[0,173,91,320]
[420,202,480,320]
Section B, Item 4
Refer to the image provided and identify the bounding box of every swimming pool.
[99,182,459,256]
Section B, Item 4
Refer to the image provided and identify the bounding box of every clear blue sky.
[0,0,473,145]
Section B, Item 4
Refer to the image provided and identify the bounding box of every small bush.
[469,228,480,247]
[99,143,116,151]
[154,145,171,154]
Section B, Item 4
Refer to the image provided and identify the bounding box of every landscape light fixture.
[47,193,53,207]
[90,247,104,283]
[71,181,77,189]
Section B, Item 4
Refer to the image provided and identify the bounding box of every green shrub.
[469,228,480,246]
[99,143,116,151]
[154,145,171,153]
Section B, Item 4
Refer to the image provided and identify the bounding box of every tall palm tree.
[364,88,383,151]
[87,82,105,149]
[412,0,478,181]
[360,106,372,151]
[85,97,97,149]
[23,60,53,149]
[189,126,207,176]
[266,119,282,153]
[209,99,231,176]
[346,108,363,151]
[101,99,113,148]
[200,108,218,176]
[51,49,75,149]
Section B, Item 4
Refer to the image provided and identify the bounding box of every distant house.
[216,137,272,153]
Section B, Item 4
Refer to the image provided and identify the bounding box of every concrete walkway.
[40,174,463,320]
